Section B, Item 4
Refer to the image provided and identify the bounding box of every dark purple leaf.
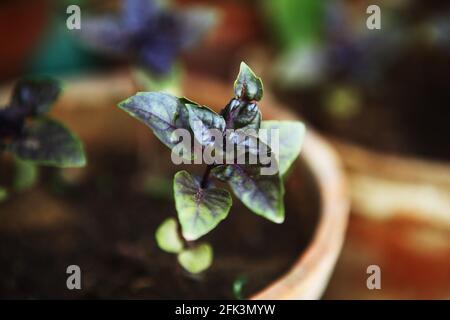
[186,103,225,147]
[78,0,213,75]
[221,98,261,130]
[11,78,61,116]
[77,16,131,57]
[118,92,191,150]
[122,0,158,33]
[212,163,284,223]
[234,62,264,101]
[139,41,179,75]
[8,117,86,168]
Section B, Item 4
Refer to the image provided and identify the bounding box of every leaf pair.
[155,217,213,274]
[0,78,86,168]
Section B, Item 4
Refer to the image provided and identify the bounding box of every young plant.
[78,0,215,84]
[0,78,86,200]
[118,63,305,274]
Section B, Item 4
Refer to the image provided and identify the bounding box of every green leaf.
[263,0,325,51]
[186,103,225,146]
[155,217,184,254]
[174,170,232,241]
[143,174,173,200]
[131,65,181,94]
[11,77,62,115]
[212,164,285,223]
[324,86,361,119]
[260,120,306,176]
[233,276,247,300]
[8,118,86,168]
[177,243,213,274]
[222,98,261,130]
[234,62,264,101]
[0,186,8,202]
[118,92,190,149]
[13,157,39,192]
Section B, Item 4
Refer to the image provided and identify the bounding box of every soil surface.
[0,147,319,299]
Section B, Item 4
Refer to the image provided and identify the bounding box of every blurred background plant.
[264,0,450,161]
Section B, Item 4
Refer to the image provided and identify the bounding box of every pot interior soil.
[0,144,320,299]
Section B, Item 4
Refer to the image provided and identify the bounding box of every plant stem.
[175,219,191,248]
[200,164,214,189]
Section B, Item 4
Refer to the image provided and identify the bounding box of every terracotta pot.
[324,139,450,299]
[0,70,349,299]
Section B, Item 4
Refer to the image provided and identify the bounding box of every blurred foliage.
[155,217,184,254]
[232,275,247,300]
[323,85,361,119]
[13,158,39,192]
[264,0,325,51]
[76,0,216,77]
[263,0,326,87]
[177,243,213,274]
[0,186,8,203]
[143,174,173,200]
[132,65,182,95]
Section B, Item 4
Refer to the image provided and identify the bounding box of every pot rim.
[330,137,450,186]
[329,137,450,229]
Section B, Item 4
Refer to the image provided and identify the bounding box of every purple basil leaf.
[118,92,191,150]
[11,78,61,116]
[234,62,264,101]
[139,41,179,75]
[122,0,158,33]
[78,0,213,76]
[0,106,26,139]
[174,170,232,241]
[77,16,131,57]
[222,98,261,130]
[212,162,284,223]
[8,117,86,168]
[186,103,225,147]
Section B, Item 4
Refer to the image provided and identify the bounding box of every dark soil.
[0,146,320,299]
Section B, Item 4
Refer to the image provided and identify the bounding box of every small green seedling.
[118,62,305,274]
[0,78,86,200]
